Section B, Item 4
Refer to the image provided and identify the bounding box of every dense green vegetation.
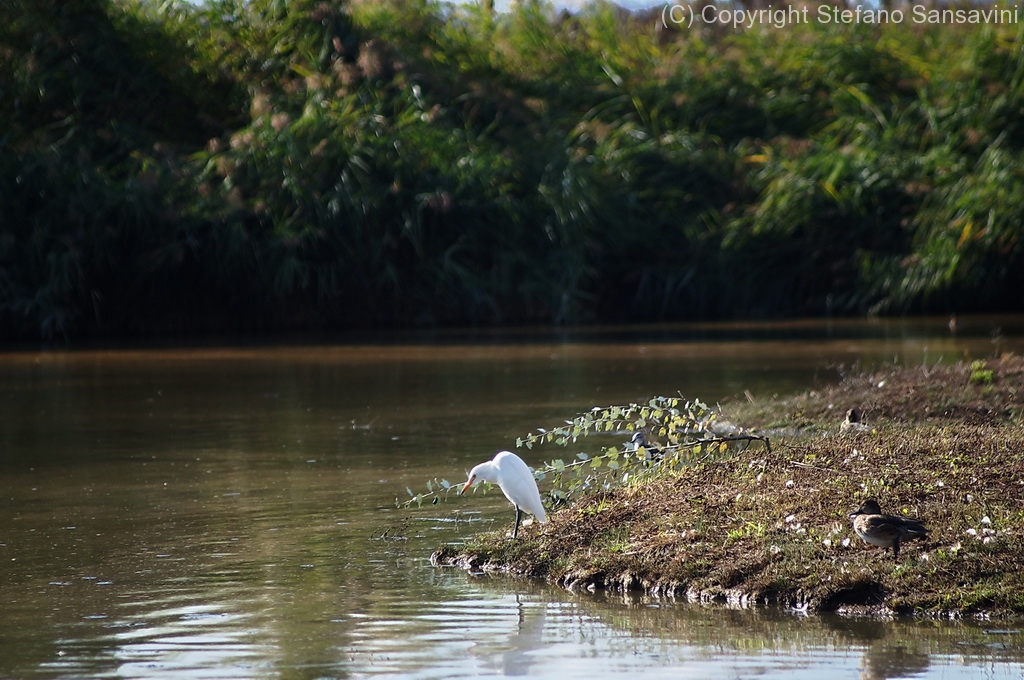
[2,0,1023,341]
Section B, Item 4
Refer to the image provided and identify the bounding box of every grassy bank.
[432,354,1024,617]
[3,1,1024,340]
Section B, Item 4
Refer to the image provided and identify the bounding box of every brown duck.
[840,408,870,433]
[849,499,929,559]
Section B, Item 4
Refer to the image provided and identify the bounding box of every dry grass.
[729,353,1024,430]
[434,355,1024,617]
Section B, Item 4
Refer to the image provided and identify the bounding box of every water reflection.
[860,644,930,680]
[2,318,1024,678]
[482,594,547,676]
[345,569,1024,679]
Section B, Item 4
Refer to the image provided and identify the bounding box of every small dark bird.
[849,499,929,560]
[840,408,869,433]
[629,431,662,460]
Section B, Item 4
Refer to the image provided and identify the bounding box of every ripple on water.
[6,337,1024,679]
[38,581,268,680]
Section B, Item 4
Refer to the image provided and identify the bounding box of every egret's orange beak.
[461,475,476,495]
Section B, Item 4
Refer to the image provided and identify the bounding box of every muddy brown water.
[2,317,1023,679]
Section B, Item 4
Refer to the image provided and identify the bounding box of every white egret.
[462,451,547,539]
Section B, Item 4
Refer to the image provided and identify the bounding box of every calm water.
[2,317,1023,679]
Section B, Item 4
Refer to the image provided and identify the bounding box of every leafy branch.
[398,396,770,509]
[401,477,459,509]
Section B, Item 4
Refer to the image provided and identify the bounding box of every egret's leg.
[512,506,523,539]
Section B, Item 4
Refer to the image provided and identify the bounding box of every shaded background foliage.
[1,0,1022,341]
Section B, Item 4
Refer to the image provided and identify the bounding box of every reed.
[2,0,1022,340]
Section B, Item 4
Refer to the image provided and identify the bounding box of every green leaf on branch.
[399,396,769,511]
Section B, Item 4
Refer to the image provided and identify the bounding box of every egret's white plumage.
[462,451,547,538]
